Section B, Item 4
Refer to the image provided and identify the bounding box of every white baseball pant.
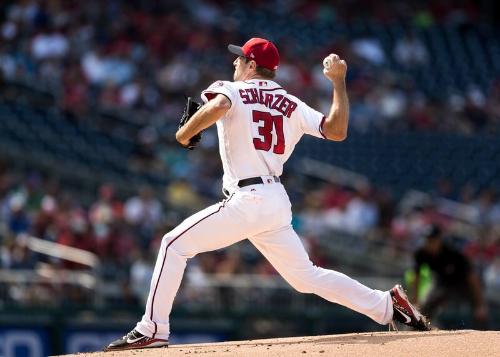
[135,180,393,339]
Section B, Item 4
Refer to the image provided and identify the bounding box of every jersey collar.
[243,79,281,88]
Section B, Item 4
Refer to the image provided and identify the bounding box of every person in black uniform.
[412,225,488,328]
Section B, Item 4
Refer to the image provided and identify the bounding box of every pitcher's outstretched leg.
[251,226,393,325]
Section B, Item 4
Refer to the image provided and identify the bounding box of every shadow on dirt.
[168,331,473,350]
[313,330,473,345]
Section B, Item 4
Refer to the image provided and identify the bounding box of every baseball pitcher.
[105,37,429,351]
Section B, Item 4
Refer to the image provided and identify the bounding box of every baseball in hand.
[322,53,347,82]
[323,57,333,69]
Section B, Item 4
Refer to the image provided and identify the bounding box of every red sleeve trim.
[319,116,327,139]
[204,92,218,101]
[202,92,232,106]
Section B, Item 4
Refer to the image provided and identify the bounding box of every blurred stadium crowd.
[1,160,499,307]
[0,0,499,314]
[1,0,499,134]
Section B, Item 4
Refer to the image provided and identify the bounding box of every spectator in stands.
[124,186,162,226]
[62,62,89,116]
[4,236,36,269]
[130,249,154,304]
[464,86,488,130]
[375,81,408,127]
[56,209,96,269]
[464,227,500,275]
[349,91,381,132]
[351,37,386,66]
[31,26,69,61]
[393,32,429,67]
[0,44,17,80]
[323,185,379,235]
[81,46,109,87]
[90,184,123,240]
[345,185,379,235]
[32,195,58,239]
[412,225,488,328]
[215,249,243,276]
[124,185,162,246]
[471,189,497,225]
[484,257,500,297]
[6,192,30,234]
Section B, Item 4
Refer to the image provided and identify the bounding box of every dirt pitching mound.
[63,330,499,357]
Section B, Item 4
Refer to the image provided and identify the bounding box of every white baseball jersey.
[201,79,326,191]
[134,77,393,342]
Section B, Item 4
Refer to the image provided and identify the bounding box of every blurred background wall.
[0,0,499,355]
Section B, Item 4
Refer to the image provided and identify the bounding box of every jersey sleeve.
[201,80,236,105]
[297,100,327,139]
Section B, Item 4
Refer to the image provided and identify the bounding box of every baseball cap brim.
[228,44,244,56]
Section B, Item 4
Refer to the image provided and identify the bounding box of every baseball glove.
[179,96,202,150]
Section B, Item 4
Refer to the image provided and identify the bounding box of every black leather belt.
[238,176,280,188]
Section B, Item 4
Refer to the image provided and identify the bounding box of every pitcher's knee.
[161,232,174,245]
[161,234,198,259]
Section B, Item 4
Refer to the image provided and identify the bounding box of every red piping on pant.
[150,194,234,337]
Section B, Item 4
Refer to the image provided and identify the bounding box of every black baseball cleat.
[390,284,431,331]
[103,329,168,351]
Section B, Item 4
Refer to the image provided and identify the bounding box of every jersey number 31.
[252,110,285,154]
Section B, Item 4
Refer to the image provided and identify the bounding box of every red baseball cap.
[228,38,280,71]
